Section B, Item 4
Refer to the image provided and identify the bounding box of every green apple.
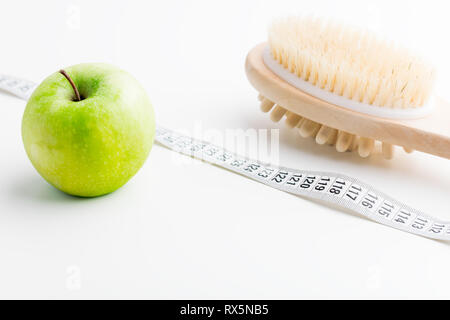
[22,63,155,197]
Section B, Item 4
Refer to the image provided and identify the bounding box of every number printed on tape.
[300,175,319,191]
[360,191,383,213]
[411,216,432,231]
[313,176,335,193]
[392,209,416,226]
[377,200,400,220]
[271,171,289,185]
[257,167,276,180]
[229,158,247,168]
[428,223,448,235]
[243,162,261,174]
[327,178,350,198]
[216,151,233,163]
[203,146,220,158]
[285,173,303,188]
[344,184,367,204]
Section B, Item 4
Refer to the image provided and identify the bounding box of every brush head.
[268,17,436,110]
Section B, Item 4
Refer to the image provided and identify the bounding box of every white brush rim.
[263,46,435,120]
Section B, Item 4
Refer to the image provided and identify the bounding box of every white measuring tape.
[2,75,449,241]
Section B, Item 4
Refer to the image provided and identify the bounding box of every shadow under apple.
[7,173,96,204]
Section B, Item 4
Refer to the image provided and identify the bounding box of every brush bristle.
[268,17,436,109]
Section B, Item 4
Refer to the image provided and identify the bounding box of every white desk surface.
[1,0,450,299]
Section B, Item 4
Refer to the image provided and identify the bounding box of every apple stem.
[59,69,81,102]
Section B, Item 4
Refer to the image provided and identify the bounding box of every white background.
[0,0,450,299]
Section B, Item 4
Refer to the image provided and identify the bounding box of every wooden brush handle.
[246,43,450,160]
